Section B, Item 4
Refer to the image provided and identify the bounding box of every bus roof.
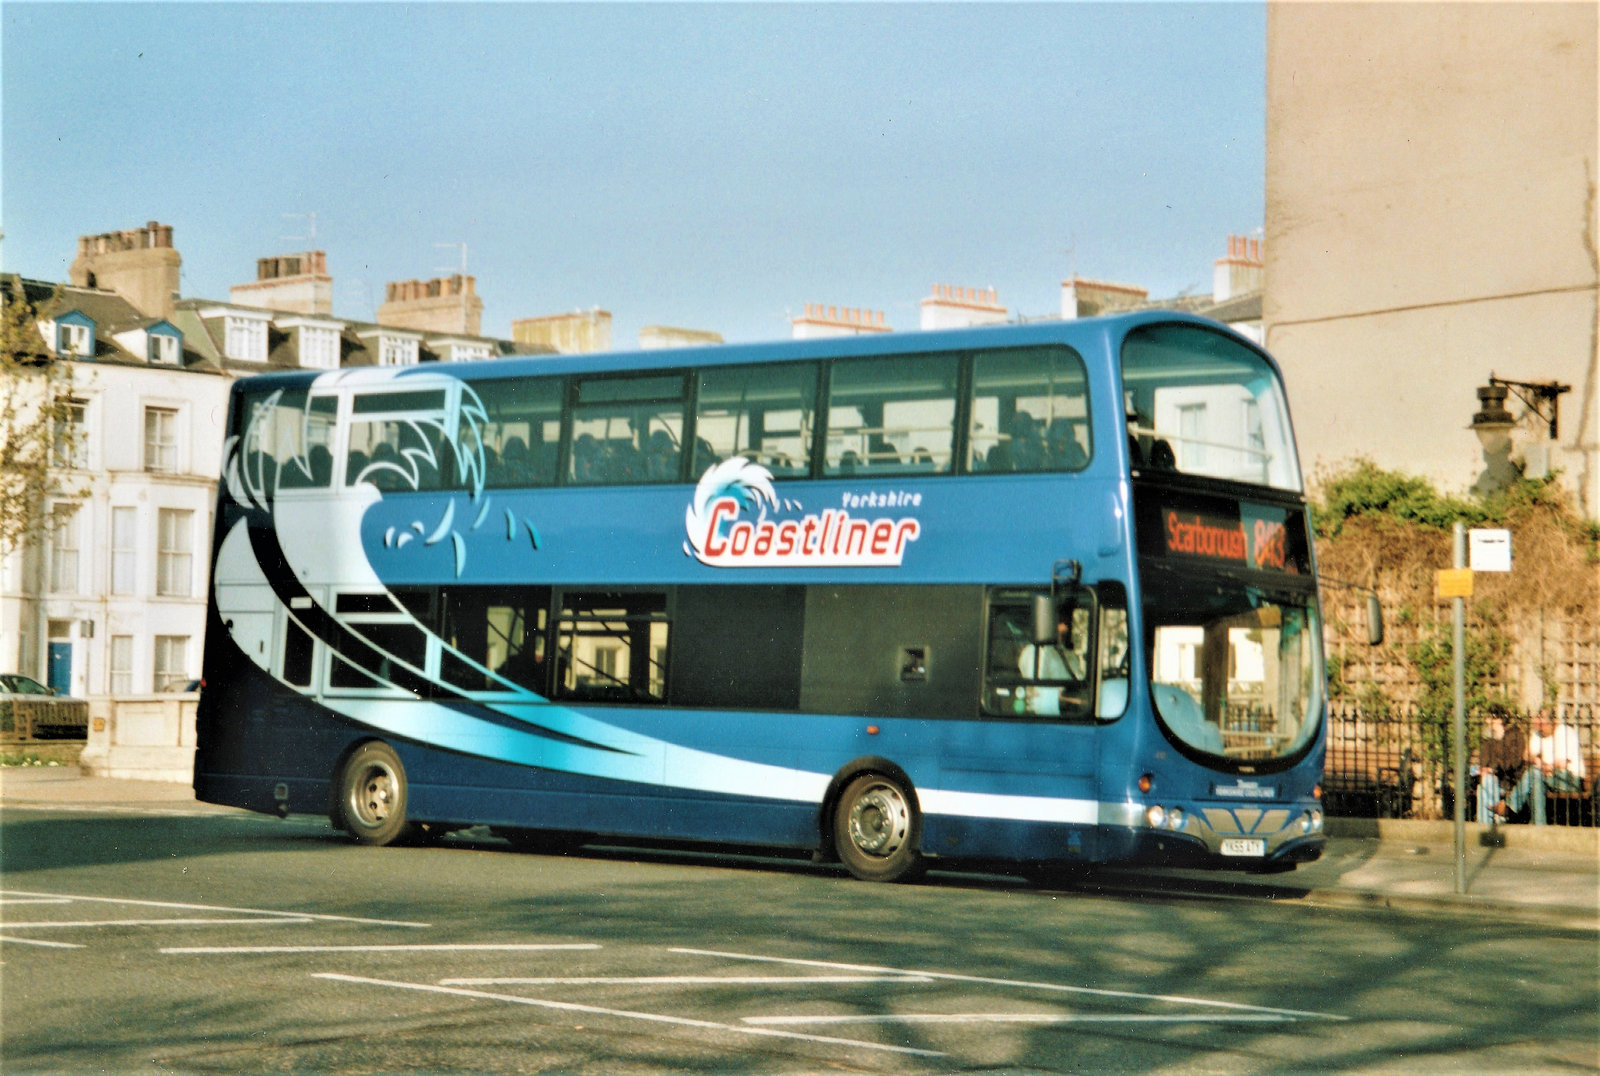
[226,311,1269,395]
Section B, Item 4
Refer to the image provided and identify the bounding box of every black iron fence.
[0,698,90,742]
[1324,703,1598,826]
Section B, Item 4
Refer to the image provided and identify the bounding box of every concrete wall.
[1264,3,1599,513]
[78,694,197,783]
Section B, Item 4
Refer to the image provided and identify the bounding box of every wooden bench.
[1322,745,1414,819]
[1541,750,1599,827]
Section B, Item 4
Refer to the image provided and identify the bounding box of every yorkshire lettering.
[695,498,921,567]
[1165,511,1247,562]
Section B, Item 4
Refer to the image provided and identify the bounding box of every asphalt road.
[2,801,1596,1073]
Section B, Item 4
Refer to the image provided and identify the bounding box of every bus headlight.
[1301,809,1325,834]
[1146,805,1167,828]
[1167,807,1185,830]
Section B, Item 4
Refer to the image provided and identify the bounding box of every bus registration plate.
[1220,838,1266,857]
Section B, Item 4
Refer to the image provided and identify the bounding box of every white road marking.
[0,898,73,905]
[315,972,946,1058]
[164,943,598,955]
[440,975,934,986]
[0,890,429,928]
[745,1012,1295,1026]
[0,935,86,949]
[672,948,1347,1022]
[0,803,234,818]
[1,917,314,929]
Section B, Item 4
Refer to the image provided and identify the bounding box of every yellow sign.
[1435,568,1474,599]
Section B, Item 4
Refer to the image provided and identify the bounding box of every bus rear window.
[231,386,336,495]
[1121,324,1301,492]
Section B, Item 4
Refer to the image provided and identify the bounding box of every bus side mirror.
[1031,594,1057,646]
[1366,594,1385,647]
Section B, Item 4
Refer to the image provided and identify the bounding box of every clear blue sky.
[2,2,1266,346]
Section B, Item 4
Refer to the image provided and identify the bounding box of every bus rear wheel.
[334,742,415,846]
[833,773,924,883]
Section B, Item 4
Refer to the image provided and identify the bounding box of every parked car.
[0,673,60,699]
[0,673,89,740]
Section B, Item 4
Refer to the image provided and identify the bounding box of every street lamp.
[1471,374,1571,451]
[1470,381,1516,458]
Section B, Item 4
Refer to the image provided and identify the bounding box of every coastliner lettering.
[700,498,921,567]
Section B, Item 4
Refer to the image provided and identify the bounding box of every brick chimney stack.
[230,250,333,314]
[377,273,483,336]
[790,303,892,339]
[920,284,1007,330]
[69,221,182,320]
[1213,234,1265,302]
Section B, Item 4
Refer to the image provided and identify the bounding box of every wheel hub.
[353,765,395,827]
[848,785,908,857]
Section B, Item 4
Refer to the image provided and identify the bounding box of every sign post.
[1451,523,1467,895]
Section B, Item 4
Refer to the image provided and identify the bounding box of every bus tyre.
[833,773,924,883]
[334,742,415,846]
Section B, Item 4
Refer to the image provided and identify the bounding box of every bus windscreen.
[1121,324,1302,492]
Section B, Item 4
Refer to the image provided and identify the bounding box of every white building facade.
[1,347,230,699]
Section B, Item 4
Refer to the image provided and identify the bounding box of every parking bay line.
[746,1012,1295,1027]
[0,890,430,929]
[0,935,86,949]
[315,973,946,1059]
[1,917,315,929]
[673,948,1347,1023]
[441,975,935,986]
[165,943,599,955]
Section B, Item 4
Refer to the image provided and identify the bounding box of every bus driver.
[1018,614,1086,716]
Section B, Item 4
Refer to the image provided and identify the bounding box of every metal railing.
[1323,703,1597,826]
[0,698,91,742]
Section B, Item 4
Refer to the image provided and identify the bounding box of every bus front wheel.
[833,773,924,883]
[334,742,415,846]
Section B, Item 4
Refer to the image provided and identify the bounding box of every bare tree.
[0,281,81,556]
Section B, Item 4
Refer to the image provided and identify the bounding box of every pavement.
[3,766,1596,932]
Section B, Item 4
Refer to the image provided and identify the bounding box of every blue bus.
[196,313,1331,882]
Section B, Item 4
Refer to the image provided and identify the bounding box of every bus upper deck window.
[569,374,687,486]
[968,346,1091,474]
[825,353,958,477]
[694,362,818,479]
[472,377,563,490]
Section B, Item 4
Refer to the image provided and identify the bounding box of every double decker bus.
[196,313,1330,881]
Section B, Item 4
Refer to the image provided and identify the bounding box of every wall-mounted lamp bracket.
[1484,373,1571,440]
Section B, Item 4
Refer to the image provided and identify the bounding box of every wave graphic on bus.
[212,367,834,806]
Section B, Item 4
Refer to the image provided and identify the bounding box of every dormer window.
[224,313,270,362]
[60,323,91,356]
[148,330,181,365]
[356,327,422,368]
[302,326,340,369]
[380,334,419,366]
[444,341,492,362]
[54,312,96,357]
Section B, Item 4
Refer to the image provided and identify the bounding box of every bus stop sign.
[1469,528,1512,572]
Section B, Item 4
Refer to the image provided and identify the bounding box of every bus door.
[930,587,1105,855]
